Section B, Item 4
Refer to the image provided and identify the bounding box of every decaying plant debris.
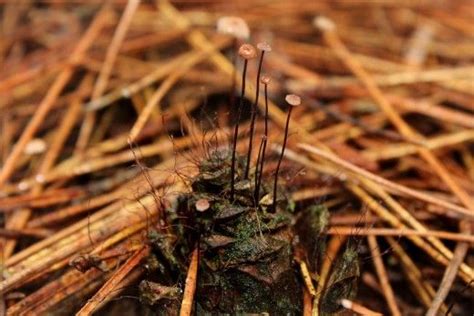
[0,0,473,315]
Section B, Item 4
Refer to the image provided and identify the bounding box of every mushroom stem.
[230,59,248,200]
[254,80,269,203]
[244,50,265,179]
[254,135,266,204]
[228,37,237,128]
[272,106,293,212]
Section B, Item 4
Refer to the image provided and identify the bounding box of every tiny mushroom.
[195,198,211,212]
[254,74,271,201]
[238,43,257,60]
[313,16,336,32]
[217,16,250,39]
[24,138,47,155]
[272,94,302,211]
[257,42,272,52]
[260,74,271,85]
[230,44,257,199]
[244,41,271,180]
[285,94,302,107]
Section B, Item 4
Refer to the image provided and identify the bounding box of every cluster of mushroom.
[216,16,302,211]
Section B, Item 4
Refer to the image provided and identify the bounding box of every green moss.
[295,204,329,272]
[320,243,360,314]
[144,151,358,315]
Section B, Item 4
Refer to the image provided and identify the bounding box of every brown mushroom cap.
[285,94,302,107]
[217,16,250,39]
[260,74,271,85]
[195,198,210,212]
[238,43,257,60]
[257,42,272,52]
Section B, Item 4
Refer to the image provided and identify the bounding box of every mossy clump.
[141,150,358,314]
[182,150,301,314]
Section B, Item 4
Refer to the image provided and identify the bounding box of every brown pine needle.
[76,246,149,316]
[76,0,141,152]
[1,2,474,314]
[0,4,110,187]
[303,287,313,316]
[340,298,383,316]
[1,77,90,259]
[386,237,449,313]
[180,247,199,316]
[0,228,52,239]
[367,235,402,316]
[128,39,228,142]
[297,143,473,219]
[426,221,471,316]
[327,226,474,243]
[299,260,317,297]
[283,147,473,283]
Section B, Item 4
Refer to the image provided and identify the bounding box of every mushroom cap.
[285,94,302,107]
[313,16,336,32]
[217,16,250,39]
[24,138,47,155]
[238,43,257,60]
[257,41,272,52]
[195,198,210,212]
[260,74,271,84]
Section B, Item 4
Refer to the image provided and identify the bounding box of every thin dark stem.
[230,60,248,200]
[255,83,269,203]
[228,38,237,133]
[226,38,237,154]
[244,51,265,179]
[272,106,293,212]
[254,135,265,204]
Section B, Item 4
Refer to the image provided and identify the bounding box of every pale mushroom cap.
[24,138,47,155]
[260,74,271,85]
[217,16,250,39]
[340,299,352,309]
[238,43,257,59]
[285,94,302,107]
[195,198,210,212]
[313,16,336,32]
[257,41,272,52]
